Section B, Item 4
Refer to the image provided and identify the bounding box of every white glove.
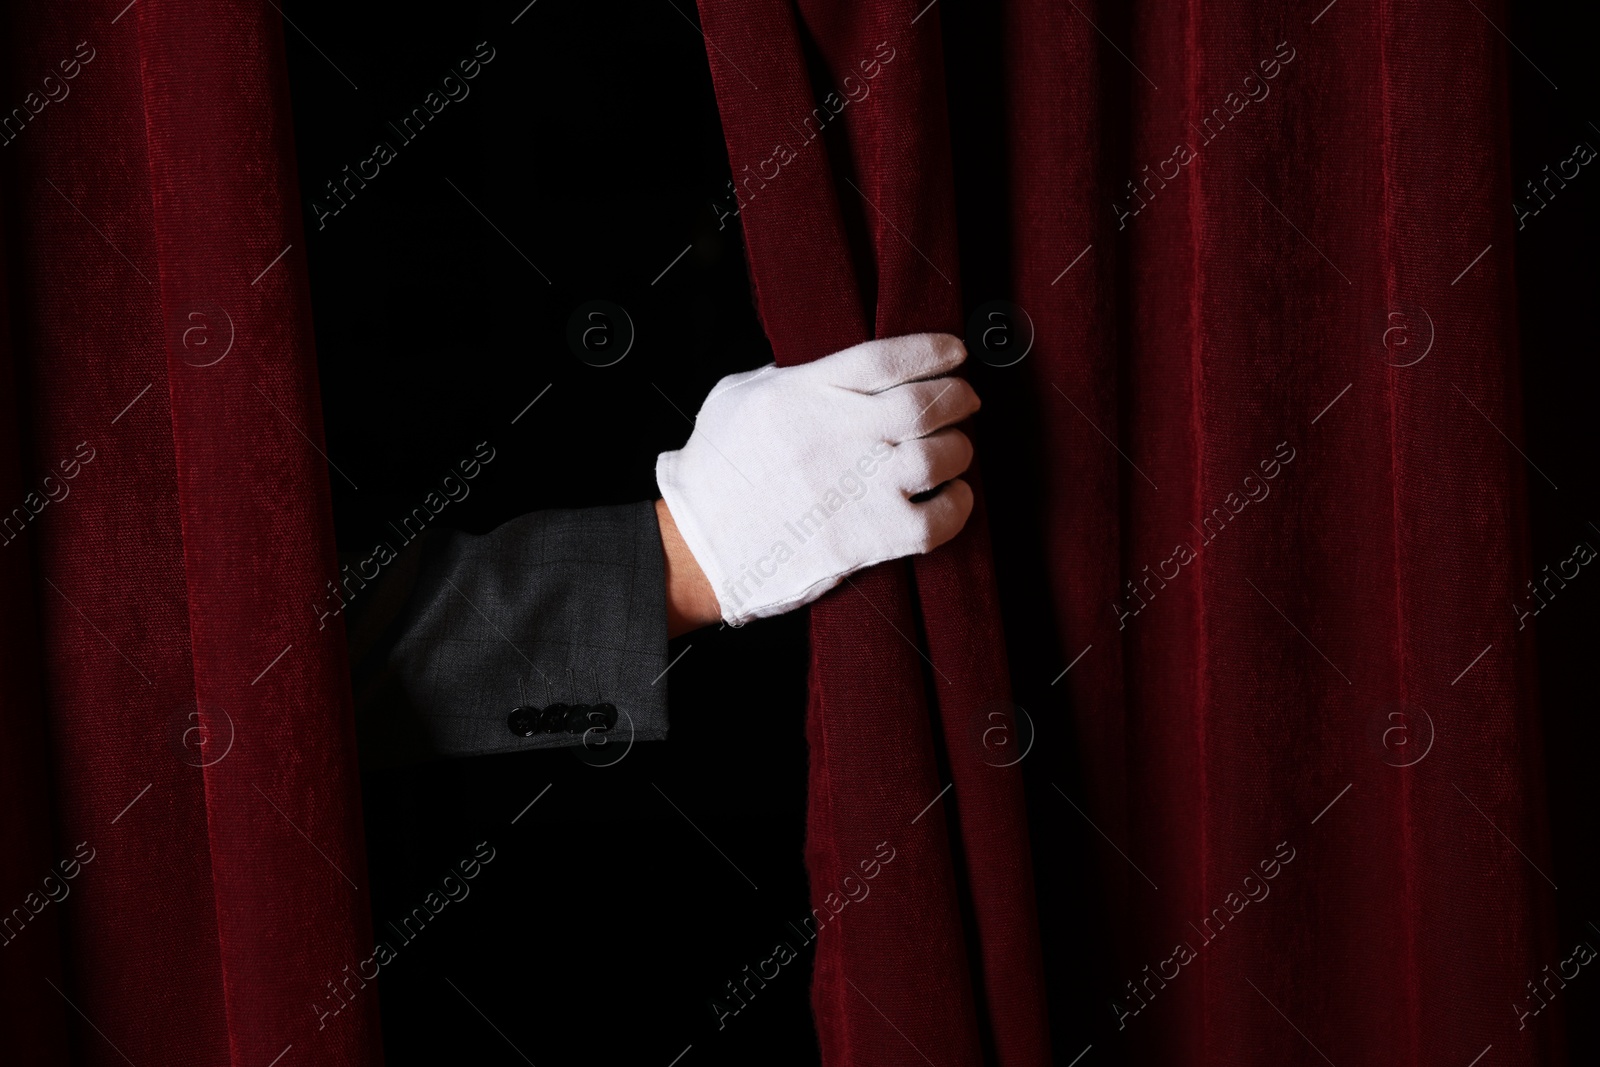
[656,332,979,627]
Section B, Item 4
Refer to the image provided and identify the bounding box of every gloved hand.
[655,332,980,627]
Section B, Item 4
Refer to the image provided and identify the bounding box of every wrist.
[656,498,722,637]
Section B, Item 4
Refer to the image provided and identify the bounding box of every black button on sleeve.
[507,706,540,737]
[542,703,571,732]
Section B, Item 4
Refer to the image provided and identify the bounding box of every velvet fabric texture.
[693,1,1556,1065]
[1,2,380,1064]
[691,3,1051,1065]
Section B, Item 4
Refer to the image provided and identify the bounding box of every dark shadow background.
[1506,5,1600,1063]
[288,1,1596,1064]
[286,3,815,1064]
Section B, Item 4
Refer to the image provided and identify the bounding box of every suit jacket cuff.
[346,500,670,767]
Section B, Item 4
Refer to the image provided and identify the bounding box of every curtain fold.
[692,2,1053,1065]
[0,2,381,1063]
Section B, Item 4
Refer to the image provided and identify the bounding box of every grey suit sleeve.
[342,499,670,768]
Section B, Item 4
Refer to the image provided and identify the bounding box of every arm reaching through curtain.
[343,333,978,767]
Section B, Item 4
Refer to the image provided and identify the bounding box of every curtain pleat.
[693,2,1053,1065]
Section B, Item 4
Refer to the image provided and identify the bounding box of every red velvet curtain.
[691,2,1052,1065]
[1,1,1559,1066]
[694,1,1557,1066]
[1,2,380,1064]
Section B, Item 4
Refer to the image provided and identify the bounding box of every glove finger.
[800,332,967,394]
[871,376,980,443]
[904,477,975,554]
[887,427,974,495]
